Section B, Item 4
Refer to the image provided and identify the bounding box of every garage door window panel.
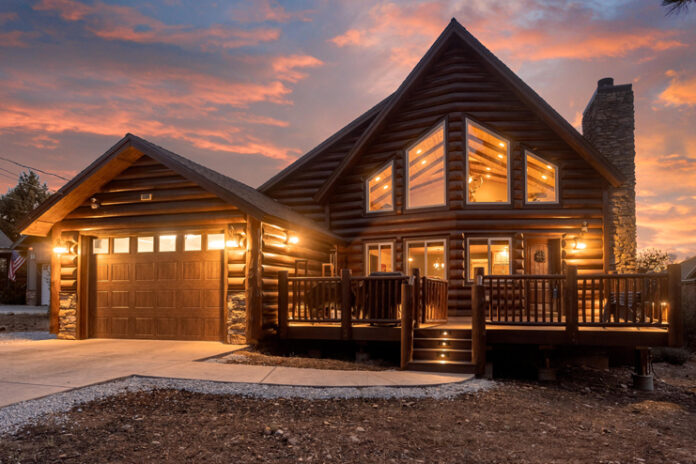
[159,235,177,252]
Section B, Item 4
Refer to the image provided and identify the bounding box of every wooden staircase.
[406,327,476,374]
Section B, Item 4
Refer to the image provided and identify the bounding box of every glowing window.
[366,243,393,274]
[184,234,202,251]
[406,240,446,279]
[467,238,511,280]
[159,235,176,252]
[207,233,225,250]
[406,122,446,209]
[113,237,130,254]
[366,162,394,213]
[92,238,109,255]
[137,236,154,253]
[466,120,510,203]
[526,151,558,203]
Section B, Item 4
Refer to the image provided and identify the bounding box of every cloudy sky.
[0,0,695,257]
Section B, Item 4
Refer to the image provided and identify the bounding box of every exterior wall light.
[573,238,587,250]
[226,234,244,249]
[53,241,70,255]
[286,233,299,245]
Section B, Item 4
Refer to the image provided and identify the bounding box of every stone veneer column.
[227,292,247,344]
[58,292,77,339]
[582,77,637,272]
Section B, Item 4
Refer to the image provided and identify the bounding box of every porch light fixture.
[226,234,242,248]
[53,241,69,255]
[90,197,100,209]
[573,221,589,250]
[285,232,299,245]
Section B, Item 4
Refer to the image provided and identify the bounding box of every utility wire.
[0,166,20,178]
[0,156,69,181]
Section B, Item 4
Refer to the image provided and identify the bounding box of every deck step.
[406,360,476,374]
[413,337,472,350]
[412,348,472,362]
[414,328,471,339]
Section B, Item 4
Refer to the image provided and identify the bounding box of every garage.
[90,232,224,341]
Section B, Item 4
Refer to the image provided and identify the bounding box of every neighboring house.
[12,235,52,306]
[21,20,683,362]
[682,256,696,338]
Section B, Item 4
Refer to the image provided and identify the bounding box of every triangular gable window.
[366,161,394,213]
[406,121,446,209]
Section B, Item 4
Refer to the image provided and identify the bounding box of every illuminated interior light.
[383,185,389,190]
[497,154,504,159]
[408,257,413,262]
[468,177,473,184]
[486,174,491,179]
[546,165,552,169]
[375,176,381,182]
[499,142,505,147]
[416,149,422,154]
[541,175,548,180]
[486,167,491,171]
[421,160,426,165]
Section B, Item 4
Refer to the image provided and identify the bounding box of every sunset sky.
[0,0,694,258]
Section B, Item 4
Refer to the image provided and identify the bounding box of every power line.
[0,156,69,181]
[0,166,20,178]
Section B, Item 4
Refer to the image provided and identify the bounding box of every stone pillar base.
[227,292,247,344]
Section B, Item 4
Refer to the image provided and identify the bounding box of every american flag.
[8,250,26,282]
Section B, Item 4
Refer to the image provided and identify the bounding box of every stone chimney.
[582,77,637,272]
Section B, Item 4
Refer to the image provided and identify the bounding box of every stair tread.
[408,360,475,366]
[413,348,471,353]
[414,337,472,341]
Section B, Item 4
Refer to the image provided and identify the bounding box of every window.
[137,236,154,253]
[207,233,225,250]
[113,237,130,254]
[466,120,510,203]
[159,235,176,252]
[365,243,393,274]
[406,121,446,209]
[93,238,109,254]
[467,238,511,280]
[525,151,558,203]
[406,240,446,279]
[366,162,394,213]
[184,234,202,251]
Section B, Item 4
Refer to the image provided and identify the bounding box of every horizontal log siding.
[261,222,333,331]
[266,38,608,316]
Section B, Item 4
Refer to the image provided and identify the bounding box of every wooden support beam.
[245,216,263,344]
[49,227,61,334]
[471,268,487,377]
[340,268,352,340]
[565,265,579,344]
[668,263,684,347]
[400,279,414,370]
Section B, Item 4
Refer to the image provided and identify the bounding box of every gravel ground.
[0,331,55,343]
[0,375,493,436]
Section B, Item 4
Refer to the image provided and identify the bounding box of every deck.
[276,265,684,374]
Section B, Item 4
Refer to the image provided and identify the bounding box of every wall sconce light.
[226,225,245,249]
[285,232,299,245]
[90,197,100,210]
[573,238,587,250]
[53,241,69,255]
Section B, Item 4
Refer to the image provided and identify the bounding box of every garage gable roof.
[313,18,625,203]
[20,134,342,243]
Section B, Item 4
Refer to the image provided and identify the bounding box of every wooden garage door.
[90,232,224,341]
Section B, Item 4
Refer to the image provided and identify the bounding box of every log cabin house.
[20,19,684,375]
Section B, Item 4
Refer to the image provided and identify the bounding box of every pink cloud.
[659,70,696,106]
[0,12,18,24]
[227,0,313,23]
[271,55,324,82]
[34,0,281,50]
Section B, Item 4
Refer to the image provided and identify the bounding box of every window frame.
[466,237,513,281]
[404,238,448,279]
[524,150,559,205]
[465,118,512,206]
[365,160,395,215]
[364,241,395,275]
[404,119,448,211]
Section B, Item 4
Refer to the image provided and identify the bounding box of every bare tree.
[663,0,694,15]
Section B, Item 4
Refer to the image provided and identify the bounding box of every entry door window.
[407,240,446,279]
[366,243,393,274]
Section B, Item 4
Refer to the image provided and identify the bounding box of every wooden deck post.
[412,268,421,327]
[667,263,684,347]
[400,279,414,370]
[245,217,263,344]
[340,268,352,340]
[278,271,289,339]
[471,268,487,377]
[565,265,579,344]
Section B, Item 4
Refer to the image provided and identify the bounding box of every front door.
[525,237,562,320]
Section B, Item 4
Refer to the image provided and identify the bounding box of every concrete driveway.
[0,339,471,407]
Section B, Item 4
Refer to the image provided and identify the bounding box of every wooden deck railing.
[277,269,449,340]
[484,275,566,325]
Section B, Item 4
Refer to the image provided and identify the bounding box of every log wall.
[265,37,609,316]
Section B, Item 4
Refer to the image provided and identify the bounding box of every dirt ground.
[217,347,392,371]
[0,313,48,333]
[1,357,694,464]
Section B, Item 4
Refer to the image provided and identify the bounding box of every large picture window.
[366,243,393,274]
[366,162,394,213]
[406,121,446,209]
[466,120,510,204]
[525,151,558,203]
[406,239,446,279]
[467,238,511,280]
